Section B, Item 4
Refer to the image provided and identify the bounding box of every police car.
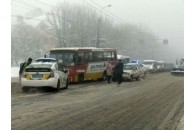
[21,58,69,92]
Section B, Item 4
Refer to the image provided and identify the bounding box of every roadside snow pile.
[12,67,19,77]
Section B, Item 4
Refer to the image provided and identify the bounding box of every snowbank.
[11,67,19,77]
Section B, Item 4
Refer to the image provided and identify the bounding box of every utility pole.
[96,18,101,48]
[96,4,111,48]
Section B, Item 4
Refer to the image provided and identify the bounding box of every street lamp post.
[96,4,111,48]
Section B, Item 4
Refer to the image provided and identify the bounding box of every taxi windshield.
[124,65,134,70]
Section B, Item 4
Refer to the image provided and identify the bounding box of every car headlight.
[49,70,55,78]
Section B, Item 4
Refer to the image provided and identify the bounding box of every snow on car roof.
[157,61,164,63]
[27,62,54,69]
[125,63,138,66]
[36,58,57,62]
[143,60,156,62]
[31,62,54,65]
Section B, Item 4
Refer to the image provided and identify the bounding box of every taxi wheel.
[129,75,133,82]
[56,80,60,92]
[65,78,69,89]
[136,76,140,81]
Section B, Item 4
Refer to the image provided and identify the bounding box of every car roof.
[36,58,57,62]
[31,62,55,65]
[174,65,184,68]
[157,61,164,63]
[125,63,138,65]
[143,60,156,63]
[143,60,156,62]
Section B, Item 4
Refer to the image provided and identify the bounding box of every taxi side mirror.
[63,69,68,73]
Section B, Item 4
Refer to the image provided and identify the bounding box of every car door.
[132,66,138,78]
[138,64,144,76]
[55,64,67,85]
[135,66,140,77]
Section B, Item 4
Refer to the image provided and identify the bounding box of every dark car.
[171,65,184,76]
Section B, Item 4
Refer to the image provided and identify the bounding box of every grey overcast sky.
[93,0,184,58]
[11,0,184,58]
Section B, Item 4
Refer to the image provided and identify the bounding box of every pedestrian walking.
[114,59,124,84]
[106,61,113,83]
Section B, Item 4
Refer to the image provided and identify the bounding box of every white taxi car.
[123,64,140,81]
[21,60,69,92]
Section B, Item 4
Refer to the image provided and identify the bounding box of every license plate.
[32,74,43,79]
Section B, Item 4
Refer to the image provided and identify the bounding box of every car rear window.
[27,64,52,69]
[25,64,52,72]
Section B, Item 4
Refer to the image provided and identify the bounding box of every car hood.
[123,70,134,74]
[143,64,152,67]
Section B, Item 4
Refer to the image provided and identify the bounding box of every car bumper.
[122,75,130,80]
[171,71,184,75]
[21,77,58,88]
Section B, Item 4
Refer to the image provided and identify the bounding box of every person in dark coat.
[19,58,33,82]
[114,59,124,84]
